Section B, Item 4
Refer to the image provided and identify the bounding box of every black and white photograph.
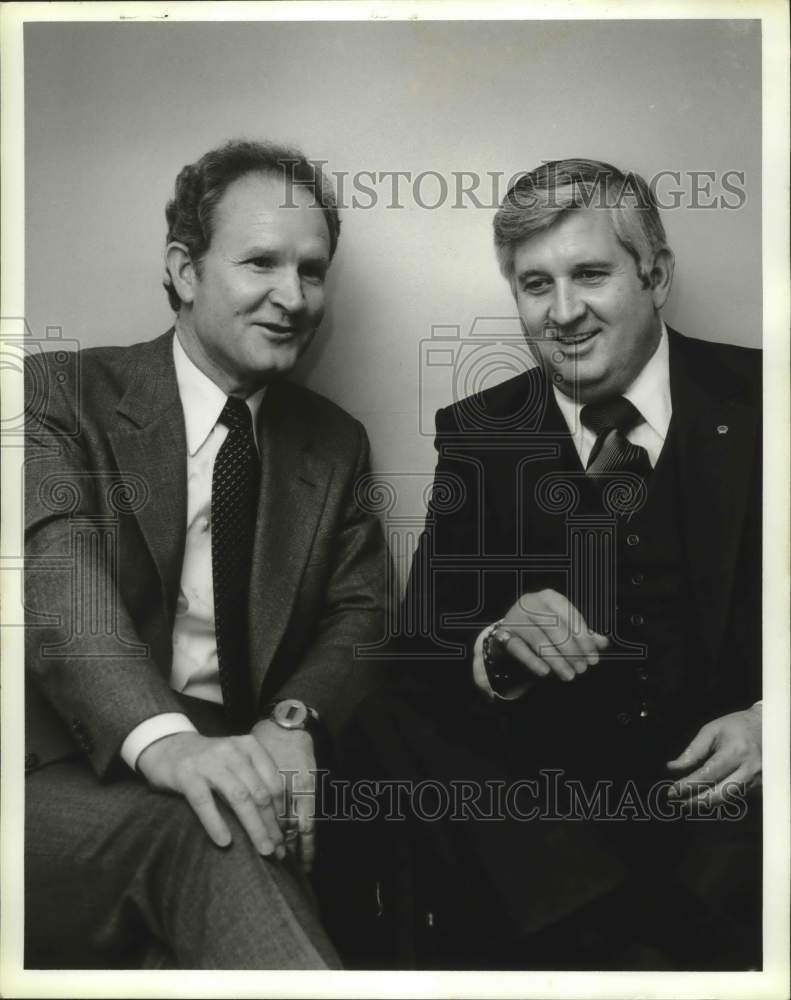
[1,2,788,997]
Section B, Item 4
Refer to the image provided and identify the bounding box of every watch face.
[273,699,308,729]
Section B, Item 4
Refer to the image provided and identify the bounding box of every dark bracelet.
[483,622,526,699]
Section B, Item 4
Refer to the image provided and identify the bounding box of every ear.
[648,247,675,310]
[165,242,199,306]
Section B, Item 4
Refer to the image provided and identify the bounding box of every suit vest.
[582,425,702,716]
[515,423,706,775]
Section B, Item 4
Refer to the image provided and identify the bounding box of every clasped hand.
[473,588,610,695]
[138,720,316,871]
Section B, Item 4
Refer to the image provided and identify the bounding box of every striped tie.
[580,396,652,479]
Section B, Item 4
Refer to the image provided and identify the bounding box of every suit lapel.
[108,332,187,622]
[109,338,331,694]
[482,369,581,561]
[248,383,332,694]
[522,379,584,559]
[669,330,759,669]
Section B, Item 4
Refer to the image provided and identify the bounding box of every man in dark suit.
[24,140,387,968]
[346,159,761,970]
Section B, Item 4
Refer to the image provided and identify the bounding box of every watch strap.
[482,621,530,699]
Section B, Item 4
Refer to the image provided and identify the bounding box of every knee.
[154,795,278,885]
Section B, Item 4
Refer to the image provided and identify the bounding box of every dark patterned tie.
[211,396,260,730]
[580,396,652,480]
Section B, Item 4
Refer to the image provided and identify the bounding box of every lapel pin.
[716,424,729,435]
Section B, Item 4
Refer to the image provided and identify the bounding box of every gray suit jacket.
[24,330,388,777]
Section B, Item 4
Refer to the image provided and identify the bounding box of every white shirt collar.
[552,322,672,439]
[172,332,267,456]
[620,323,672,439]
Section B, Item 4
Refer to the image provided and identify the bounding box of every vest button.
[637,669,648,682]
[626,534,640,546]
[630,613,644,626]
[617,711,632,726]
[25,752,40,772]
[631,573,644,586]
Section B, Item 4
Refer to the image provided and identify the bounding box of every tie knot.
[218,396,253,434]
[580,396,643,436]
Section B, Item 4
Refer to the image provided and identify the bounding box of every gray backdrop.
[24,19,762,584]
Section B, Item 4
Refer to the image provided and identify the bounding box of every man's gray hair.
[493,158,669,287]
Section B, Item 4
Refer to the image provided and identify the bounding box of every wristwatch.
[482,621,528,699]
[265,698,320,733]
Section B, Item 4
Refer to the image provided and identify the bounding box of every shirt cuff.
[120,713,198,772]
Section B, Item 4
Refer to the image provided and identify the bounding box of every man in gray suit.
[24,140,387,968]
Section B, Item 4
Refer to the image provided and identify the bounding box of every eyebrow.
[571,259,613,270]
[240,247,276,258]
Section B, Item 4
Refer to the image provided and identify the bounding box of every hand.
[137,732,286,858]
[476,589,609,691]
[666,705,762,807]
[252,719,317,873]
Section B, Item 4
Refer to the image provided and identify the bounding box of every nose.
[270,267,305,314]
[547,280,586,329]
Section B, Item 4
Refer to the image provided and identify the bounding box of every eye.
[247,255,276,270]
[300,262,327,284]
[577,269,606,283]
[521,277,551,295]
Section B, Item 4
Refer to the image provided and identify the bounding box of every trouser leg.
[340,688,630,956]
[25,759,341,969]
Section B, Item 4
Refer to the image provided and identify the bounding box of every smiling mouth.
[557,329,599,347]
[259,322,298,337]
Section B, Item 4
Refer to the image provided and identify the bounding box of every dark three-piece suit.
[24,330,388,968]
[343,328,762,969]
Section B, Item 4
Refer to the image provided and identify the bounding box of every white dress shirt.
[474,323,672,699]
[552,324,672,470]
[120,334,266,769]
